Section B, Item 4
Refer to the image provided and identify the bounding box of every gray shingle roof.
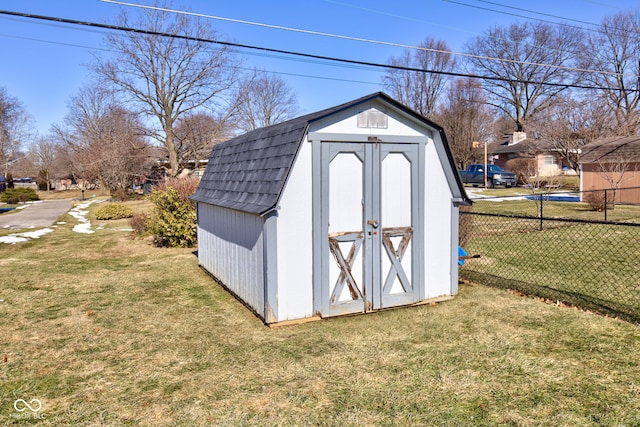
[191,118,306,214]
[192,92,468,215]
[579,135,640,164]
[490,138,554,155]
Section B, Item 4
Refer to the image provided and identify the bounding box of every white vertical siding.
[275,141,314,321]
[424,139,456,298]
[197,203,266,316]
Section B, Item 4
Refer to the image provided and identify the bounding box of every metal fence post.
[604,190,608,222]
[459,193,640,323]
[539,194,543,231]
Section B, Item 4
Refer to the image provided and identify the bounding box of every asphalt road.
[0,199,73,230]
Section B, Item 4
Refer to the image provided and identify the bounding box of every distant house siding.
[537,153,561,177]
[196,203,266,315]
[581,162,640,204]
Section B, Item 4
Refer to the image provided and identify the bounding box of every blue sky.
[0,0,638,137]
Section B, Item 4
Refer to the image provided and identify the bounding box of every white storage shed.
[192,92,471,325]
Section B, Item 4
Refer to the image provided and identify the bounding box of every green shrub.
[1,188,39,204]
[146,177,199,248]
[95,203,133,220]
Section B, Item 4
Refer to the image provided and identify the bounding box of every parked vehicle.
[459,164,517,188]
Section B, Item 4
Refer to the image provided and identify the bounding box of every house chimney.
[508,131,527,145]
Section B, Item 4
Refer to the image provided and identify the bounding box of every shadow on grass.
[461,270,640,324]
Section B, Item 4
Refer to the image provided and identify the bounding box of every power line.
[445,0,640,48]
[474,0,602,28]
[0,8,630,92]
[473,0,640,39]
[0,31,113,53]
[0,23,383,85]
[443,0,600,33]
[581,0,624,10]
[100,0,618,78]
[324,0,602,74]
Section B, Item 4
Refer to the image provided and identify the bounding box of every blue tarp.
[525,194,580,203]
[458,246,467,266]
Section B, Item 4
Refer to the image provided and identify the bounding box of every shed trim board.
[193,92,470,324]
[308,132,429,144]
[263,211,278,323]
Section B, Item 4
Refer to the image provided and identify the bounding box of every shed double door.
[319,142,423,317]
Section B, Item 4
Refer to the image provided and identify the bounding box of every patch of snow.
[73,223,94,234]
[69,199,103,234]
[0,227,54,244]
[465,188,528,202]
[0,235,28,244]
[21,228,55,239]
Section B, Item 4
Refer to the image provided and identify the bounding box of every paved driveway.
[0,199,73,230]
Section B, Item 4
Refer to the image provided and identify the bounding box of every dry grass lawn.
[1,199,640,425]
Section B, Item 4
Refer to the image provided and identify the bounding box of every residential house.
[490,131,573,177]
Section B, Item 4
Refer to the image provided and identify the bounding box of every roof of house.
[580,135,640,164]
[191,92,468,215]
[490,136,555,155]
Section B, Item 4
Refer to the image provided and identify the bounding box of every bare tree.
[383,37,457,119]
[597,154,637,207]
[8,151,37,179]
[54,85,152,196]
[30,137,58,191]
[465,22,584,130]
[435,78,494,169]
[92,1,241,177]
[581,10,640,135]
[174,112,232,169]
[530,96,613,175]
[0,87,33,178]
[234,71,299,132]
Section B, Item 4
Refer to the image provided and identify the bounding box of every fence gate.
[317,141,422,317]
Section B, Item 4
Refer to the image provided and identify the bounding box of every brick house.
[490,132,574,177]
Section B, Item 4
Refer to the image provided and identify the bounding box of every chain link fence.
[459,187,640,323]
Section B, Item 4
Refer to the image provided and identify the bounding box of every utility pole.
[472,141,488,189]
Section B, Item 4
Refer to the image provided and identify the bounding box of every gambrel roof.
[191,92,468,215]
[580,135,640,164]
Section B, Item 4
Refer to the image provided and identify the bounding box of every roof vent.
[357,109,388,129]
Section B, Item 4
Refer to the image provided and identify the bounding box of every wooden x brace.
[382,226,413,294]
[328,231,364,303]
